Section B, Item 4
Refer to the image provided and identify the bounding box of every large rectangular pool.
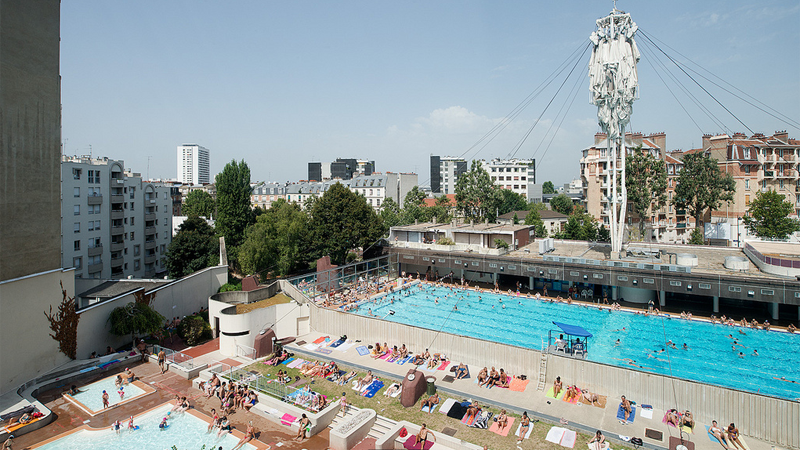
[354,284,800,400]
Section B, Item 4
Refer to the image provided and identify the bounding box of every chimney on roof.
[774,130,789,142]
[732,132,746,139]
[594,132,607,145]
[702,134,713,149]
[750,132,765,140]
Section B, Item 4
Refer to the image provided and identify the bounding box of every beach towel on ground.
[546,427,568,444]
[438,398,456,415]
[397,355,413,365]
[287,359,304,369]
[302,343,320,351]
[681,425,694,434]
[315,347,332,355]
[437,361,451,371]
[561,429,578,448]
[328,339,345,348]
[461,410,479,426]
[509,377,529,392]
[546,386,566,400]
[446,401,470,419]
[335,343,355,352]
[356,346,370,356]
[383,383,400,396]
[279,357,295,366]
[516,422,534,440]
[362,380,384,398]
[387,355,400,363]
[488,417,515,437]
[312,336,328,344]
[640,407,653,419]
[421,404,438,413]
[617,404,636,424]
[403,436,434,450]
[379,352,391,360]
[470,411,493,429]
[579,394,608,409]
[563,392,580,405]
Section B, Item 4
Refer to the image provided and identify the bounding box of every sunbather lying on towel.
[455,363,468,379]
[582,389,599,405]
[420,393,439,411]
[413,349,430,365]
[666,409,680,427]
[564,385,580,402]
[338,371,357,386]
[464,401,481,422]
[356,371,373,390]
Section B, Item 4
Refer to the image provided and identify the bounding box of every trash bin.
[426,377,436,395]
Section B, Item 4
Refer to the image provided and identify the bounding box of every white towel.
[640,408,654,419]
[438,398,457,415]
[515,422,534,439]
[546,427,567,444]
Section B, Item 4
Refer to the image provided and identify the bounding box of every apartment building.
[284,172,419,211]
[308,158,375,181]
[430,156,468,195]
[251,182,287,209]
[62,156,173,279]
[480,158,536,199]
[177,144,211,185]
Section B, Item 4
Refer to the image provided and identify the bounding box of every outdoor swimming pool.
[354,284,800,400]
[66,375,148,414]
[34,403,256,450]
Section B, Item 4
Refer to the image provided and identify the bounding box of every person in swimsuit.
[620,396,632,423]
[666,409,680,427]
[482,367,499,388]
[233,421,255,450]
[553,376,563,397]
[158,350,167,374]
[415,423,435,447]
[727,423,746,450]
[564,385,580,402]
[216,416,230,438]
[455,363,468,379]
[296,415,311,441]
[102,390,110,408]
[339,392,349,417]
[124,368,135,384]
[681,410,695,429]
[477,367,488,385]
[496,410,509,430]
[495,369,510,388]
[709,420,730,449]
[517,411,531,443]
[588,430,605,450]
[207,408,219,432]
[464,401,480,423]
[420,393,439,411]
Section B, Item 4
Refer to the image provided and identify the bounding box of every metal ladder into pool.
[537,338,548,391]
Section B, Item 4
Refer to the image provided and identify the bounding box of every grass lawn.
[244,357,630,450]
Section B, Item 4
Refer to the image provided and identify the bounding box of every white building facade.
[480,158,536,199]
[177,144,211,185]
[62,156,173,279]
[283,173,419,211]
[430,156,467,195]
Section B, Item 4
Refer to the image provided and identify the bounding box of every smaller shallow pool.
[34,403,257,450]
[65,375,148,414]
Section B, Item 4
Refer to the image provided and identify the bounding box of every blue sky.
[60,1,800,187]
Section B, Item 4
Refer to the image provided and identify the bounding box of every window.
[745,179,749,189]
[73,257,82,269]
[134,245,141,256]
[74,240,80,251]
[130,202,134,211]
[763,180,767,188]
[780,180,785,189]
[74,205,80,215]
[744,165,750,174]
[88,170,95,183]
[73,187,80,197]
[74,222,80,233]
[88,221,94,231]
[73,168,82,180]
[90,237,101,248]
[134,260,140,271]
[130,231,135,240]
[94,220,101,231]
[745,195,750,205]
[160,244,165,253]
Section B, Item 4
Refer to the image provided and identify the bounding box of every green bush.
[437,237,455,245]
[219,282,241,293]
[346,252,358,263]
[178,315,212,346]
[494,238,509,249]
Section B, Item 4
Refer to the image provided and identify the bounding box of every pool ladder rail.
[538,338,548,391]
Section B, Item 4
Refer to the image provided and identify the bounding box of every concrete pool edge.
[61,378,156,417]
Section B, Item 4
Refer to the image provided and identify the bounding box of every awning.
[552,322,593,338]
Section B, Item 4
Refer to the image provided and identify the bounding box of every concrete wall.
[310,305,800,449]
[0,269,74,395]
[0,0,63,281]
[76,266,227,358]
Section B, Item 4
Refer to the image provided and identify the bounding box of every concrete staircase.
[328,404,398,444]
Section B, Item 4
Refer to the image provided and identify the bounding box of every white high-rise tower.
[177,144,210,185]
[588,7,640,257]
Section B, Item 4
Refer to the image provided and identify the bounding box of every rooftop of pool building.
[352,283,800,401]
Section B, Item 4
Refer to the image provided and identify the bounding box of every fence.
[210,363,325,413]
[287,254,399,302]
[236,344,257,361]
[152,345,196,370]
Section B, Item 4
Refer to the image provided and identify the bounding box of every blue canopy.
[552,322,593,338]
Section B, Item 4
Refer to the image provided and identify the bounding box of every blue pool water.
[69,375,147,412]
[354,284,800,400]
[35,404,256,450]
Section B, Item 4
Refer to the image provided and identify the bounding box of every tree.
[308,183,384,265]
[426,195,453,224]
[182,190,215,218]
[542,181,556,194]
[743,190,800,239]
[559,211,597,241]
[550,193,574,215]
[497,189,528,217]
[165,217,219,278]
[674,152,735,241]
[239,199,311,277]
[108,302,165,347]
[598,224,610,242]
[626,150,667,235]
[455,160,501,222]
[215,160,255,252]
[401,186,429,224]
[379,197,404,231]
[525,208,547,238]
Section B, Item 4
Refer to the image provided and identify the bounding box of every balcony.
[87,245,103,257]
[677,223,687,229]
[676,209,686,216]
[148,199,157,204]
[87,194,103,205]
[110,256,123,267]
[144,213,156,221]
[144,254,157,264]
[113,178,124,185]
[145,240,157,250]
[110,194,124,203]
[145,226,156,235]
[765,170,775,177]
[110,242,124,252]
[111,225,124,236]
[111,210,124,220]
[87,262,103,274]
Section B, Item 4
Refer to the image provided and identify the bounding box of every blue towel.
[363,381,384,398]
[397,355,412,365]
[616,404,636,423]
[280,357,295,365]
[356,346,370,356]
[329,339,345,348]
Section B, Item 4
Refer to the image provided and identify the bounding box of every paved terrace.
[285,331,775,450]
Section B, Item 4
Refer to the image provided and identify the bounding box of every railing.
[152,344,196,370]
[236,344,256,360]
[745,242,800,269]
[212,364,326,413]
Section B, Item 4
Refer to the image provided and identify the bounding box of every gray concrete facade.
[0,0,62,281]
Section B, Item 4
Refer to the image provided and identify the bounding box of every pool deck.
[6,351,332,450]
[286,330,777,450]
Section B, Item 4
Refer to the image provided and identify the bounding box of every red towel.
[403,436,434,450]
[280,413,296,426]
[437,361,450,370]
[509,377,529,392]
[313,336,328,344]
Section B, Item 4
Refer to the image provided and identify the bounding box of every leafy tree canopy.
[455,160,501,222]
[108,302,165,345]
[550,193,574,215]
[524,208,547,238]
[542,181,556,194]
[673,152,735,239]
[379,197,403,232]
[182,190,215,218]
[309,183,384,265]
[215,160,255,251]
[165,217,219,278]
[743,190,800,239]
[626,150,667,234]
[239,199,311,277]
[497,189,528,217]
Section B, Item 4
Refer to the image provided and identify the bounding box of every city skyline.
[60,1,799,186]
